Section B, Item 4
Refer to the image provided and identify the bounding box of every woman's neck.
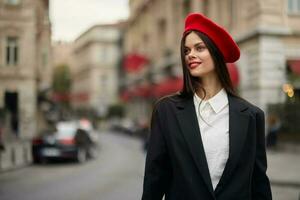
[196,75,222,100]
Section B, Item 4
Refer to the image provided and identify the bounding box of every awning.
[120,90,131,102]
[227,63,240,88]
[52,92,89,103]
[288,60,300,75]
[132,85,151,98]
[72,92,89,102]
[120,84,152,102]
[153,77,183,98]
[52,92,70,102]
[123,53,148,73]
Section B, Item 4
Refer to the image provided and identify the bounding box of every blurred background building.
[71,24,122,118]
[0,0,52,170]
[120,0,300,138]
[52,41,74,68]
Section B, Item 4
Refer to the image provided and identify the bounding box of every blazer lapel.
[215,95,250,192]
[175,98,214,195]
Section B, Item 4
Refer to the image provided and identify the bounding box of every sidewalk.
[267,143,300,187]
[0,139,32,172]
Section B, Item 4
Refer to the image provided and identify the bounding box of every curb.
[0,163,30,174]
[0,140,32,173]
[271,180,300,188]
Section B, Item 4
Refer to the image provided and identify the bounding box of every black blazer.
[142,94,272,200]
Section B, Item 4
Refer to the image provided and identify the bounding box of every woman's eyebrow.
[185,42,205,48]
[194,42,205,46]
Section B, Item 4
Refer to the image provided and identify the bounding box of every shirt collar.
[194,88,228,114]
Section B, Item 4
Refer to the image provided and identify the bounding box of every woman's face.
[184,32,215,79]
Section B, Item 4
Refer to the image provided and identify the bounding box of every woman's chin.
[189,68,203,77]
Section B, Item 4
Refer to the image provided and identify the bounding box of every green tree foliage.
[52,64,71,93]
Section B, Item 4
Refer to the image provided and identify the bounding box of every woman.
[142,13,272,200]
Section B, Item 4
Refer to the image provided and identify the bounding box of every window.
[100,46,107,63]
[229,0,237,28]
[287,0,300,14]
[5,0,21,6]
[183,0,191,17]
[100,74,108,89]
[158,19,166,55]
[6,37,19,66]
[42,49,48,67]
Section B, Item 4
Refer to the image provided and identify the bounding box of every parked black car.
[32,119,98,163]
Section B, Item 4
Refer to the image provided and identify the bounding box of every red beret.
[184,13,240,63]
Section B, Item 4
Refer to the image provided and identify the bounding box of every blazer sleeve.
[252,109,272,199]
[142,104,172,200]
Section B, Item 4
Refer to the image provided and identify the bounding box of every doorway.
[4,91,19,136]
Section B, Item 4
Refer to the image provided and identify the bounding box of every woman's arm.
[252,109,272,199]
[142,105,172,200]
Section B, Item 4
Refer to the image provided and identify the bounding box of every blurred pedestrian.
[142,13,272,200]
[0,108,5,151]
[11,113,19,137]
[266,113,281,149]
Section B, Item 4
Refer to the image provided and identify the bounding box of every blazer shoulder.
[241,98,264,115]
[154,93,184,110]
[234,96,264,116]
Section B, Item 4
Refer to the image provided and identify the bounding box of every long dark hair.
[179,30,238,99]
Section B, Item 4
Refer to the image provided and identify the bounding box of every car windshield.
[56,122,77,138]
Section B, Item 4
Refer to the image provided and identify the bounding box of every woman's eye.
[196,46,206,51]
[184,49,190,55]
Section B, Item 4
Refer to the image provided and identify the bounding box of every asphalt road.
[0,131,299,200]
[0,132,146,200]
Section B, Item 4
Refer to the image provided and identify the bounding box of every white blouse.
[193,89,229,190]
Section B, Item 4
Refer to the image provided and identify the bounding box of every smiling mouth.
[188,62,202,69]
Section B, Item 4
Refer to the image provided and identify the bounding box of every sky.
[50,0,129,42]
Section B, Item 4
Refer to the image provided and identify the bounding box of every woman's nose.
[188,49,196,59]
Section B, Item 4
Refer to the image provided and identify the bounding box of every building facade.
[52,41,74,69]
[72,24,122,117]
[0,0,52,170]
[0,0,52,138]
[122,0,300,125]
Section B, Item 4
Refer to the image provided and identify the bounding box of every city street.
[0,132,145,200]
[0,131,299,200]
[1,1,300,200]
[267,148,300,200]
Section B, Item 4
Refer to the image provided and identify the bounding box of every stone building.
[0,0,52,170]
[71,24,122,117]
[52,41,74,69]
[122,0,300,127]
